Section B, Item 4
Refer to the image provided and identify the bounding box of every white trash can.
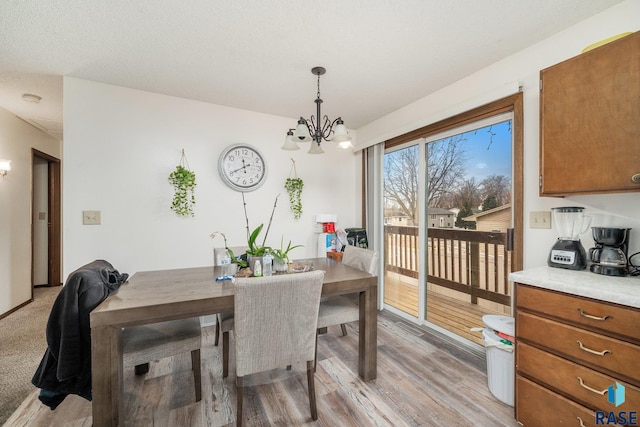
[482,314,515,406]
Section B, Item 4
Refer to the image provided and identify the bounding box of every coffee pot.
[588,246,627,266]
[588,227,631,276]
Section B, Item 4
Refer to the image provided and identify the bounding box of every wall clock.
[218,144,268,192]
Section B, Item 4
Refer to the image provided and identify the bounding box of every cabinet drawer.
[516,284,640,342]
[517,376,596,427]
[517,342,640,412]
[517,312,640,385]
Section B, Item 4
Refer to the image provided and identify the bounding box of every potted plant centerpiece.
[212,193,303,276]
[245,223,273,274]
[271,237,303,273]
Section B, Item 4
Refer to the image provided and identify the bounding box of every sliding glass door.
[383,144,421,318]
[423,116,513,345]
[382,110,517,346]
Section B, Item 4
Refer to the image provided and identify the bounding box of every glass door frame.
[381,141,427,324]
[375,93,524,338]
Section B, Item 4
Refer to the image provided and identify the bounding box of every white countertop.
[509,266,640,309]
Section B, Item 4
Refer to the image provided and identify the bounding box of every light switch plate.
[83,210,101,225]
[530,211,551,229]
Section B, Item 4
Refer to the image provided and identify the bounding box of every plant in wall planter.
[168,149,196,216]
[285,158,304,220]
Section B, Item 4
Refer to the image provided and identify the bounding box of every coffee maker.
[588,227,631,277]
[548,207,591,270]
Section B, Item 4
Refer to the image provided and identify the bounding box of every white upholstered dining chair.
[214,246,248,378]
[232,270,325,427]
[317,245,379,336]
[122,317,202,401]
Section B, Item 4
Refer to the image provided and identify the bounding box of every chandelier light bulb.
[281,129,300,151]
[308,142,325,155]
[294,118,312,142]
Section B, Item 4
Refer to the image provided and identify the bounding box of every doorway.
[380,93,523,347]
[32,149,61,288]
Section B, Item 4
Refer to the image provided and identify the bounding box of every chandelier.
[281,66,352,154]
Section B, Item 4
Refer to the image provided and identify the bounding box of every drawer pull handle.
[577,416,586,427]
[577,377,608,395]
[577,340,612,356]
[577,308,611,321]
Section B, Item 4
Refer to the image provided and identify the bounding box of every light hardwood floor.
[6,311,518,426]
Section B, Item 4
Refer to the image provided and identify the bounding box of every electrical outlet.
[530,211,551,229]
[83,210,102,225]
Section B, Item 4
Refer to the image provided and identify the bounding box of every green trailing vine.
[285,159,303,219]
[285,178,303,219]
[169,149,196,216]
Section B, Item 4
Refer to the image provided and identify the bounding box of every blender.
[547,207,591,270]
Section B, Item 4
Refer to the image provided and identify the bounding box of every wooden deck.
[384,271,510,346]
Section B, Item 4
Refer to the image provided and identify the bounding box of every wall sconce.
[0,159,11,177]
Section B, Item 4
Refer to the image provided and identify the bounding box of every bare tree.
[384,135,467,224]
[384,145,419,224]
[453,177,483,211]
[427,135,467,207]
[480,174,511,205]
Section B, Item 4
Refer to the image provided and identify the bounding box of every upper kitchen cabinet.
[540,31,640,196]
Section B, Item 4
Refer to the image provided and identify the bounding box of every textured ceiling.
[0,0,624,140]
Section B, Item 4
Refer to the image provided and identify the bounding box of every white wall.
[0,107,61,315]
[63,78,360,277]
[357,0,640,269]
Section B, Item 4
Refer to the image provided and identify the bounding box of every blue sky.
[456,120,512,182]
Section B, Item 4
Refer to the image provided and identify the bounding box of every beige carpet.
[0,286,59,425]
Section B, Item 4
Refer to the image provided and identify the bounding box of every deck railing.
[384,225,511,306]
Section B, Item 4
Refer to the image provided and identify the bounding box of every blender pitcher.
[548,207,592,270]
[552,207,592,240]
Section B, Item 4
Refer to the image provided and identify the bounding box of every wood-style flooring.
[6,311,518,426]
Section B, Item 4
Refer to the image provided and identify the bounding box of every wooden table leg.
[358,286,377,381]
[91,325,123,426]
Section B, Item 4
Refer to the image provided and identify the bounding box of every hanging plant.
[285,158,304,220]
[168,149,196,216]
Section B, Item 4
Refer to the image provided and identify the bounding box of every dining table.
[89,257,378,426]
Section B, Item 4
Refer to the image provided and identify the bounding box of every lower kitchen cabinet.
[514,281,640,427]
[517,376,596,426]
